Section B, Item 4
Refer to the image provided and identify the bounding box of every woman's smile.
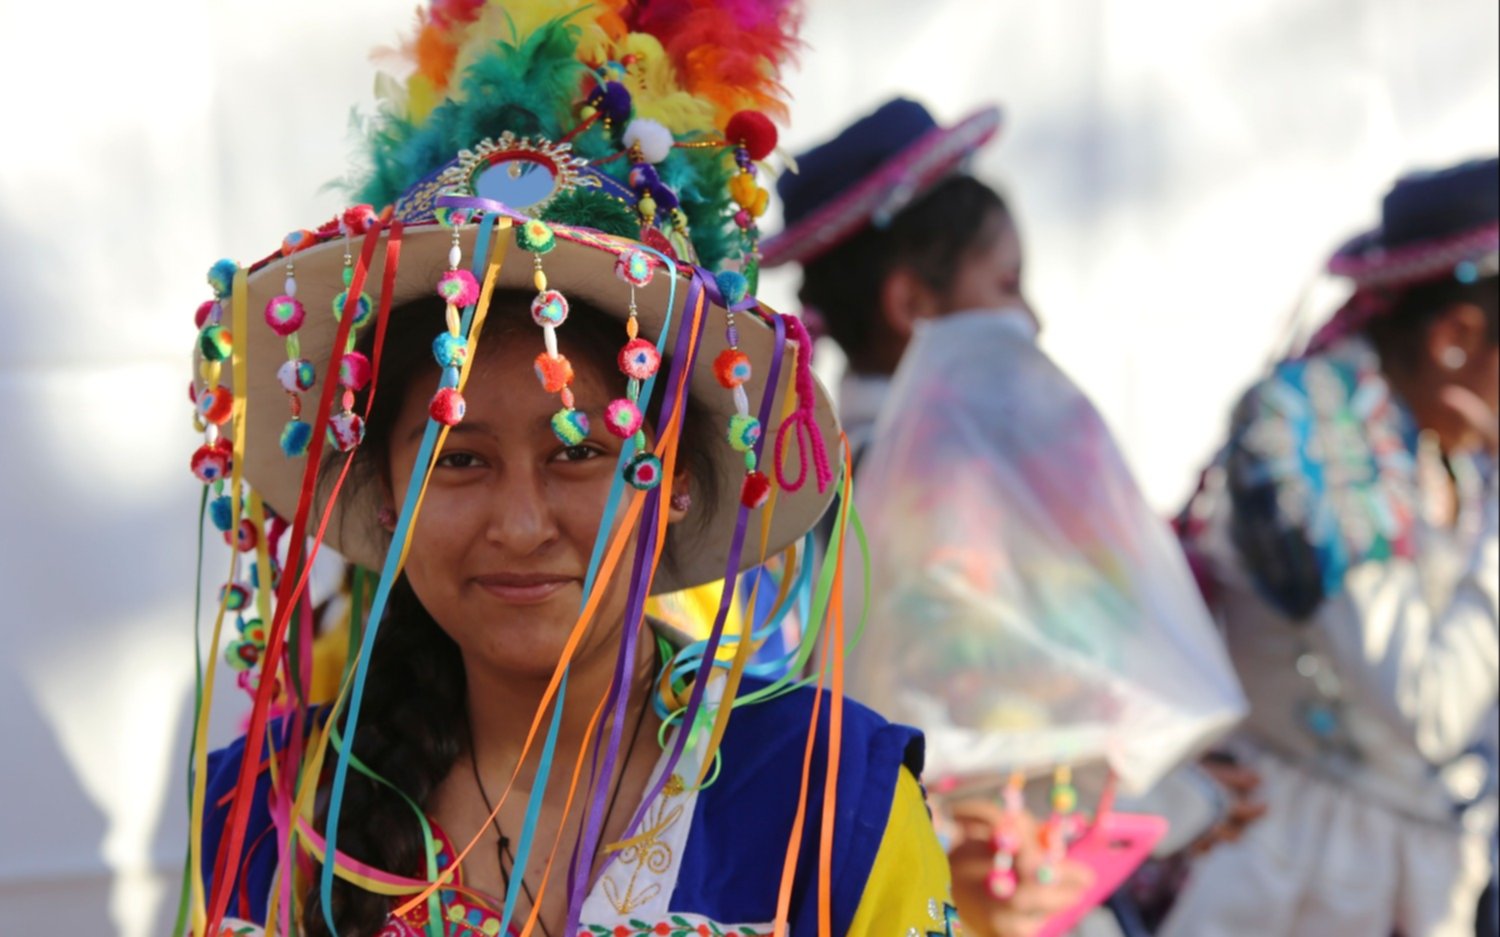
[471,571,581,605]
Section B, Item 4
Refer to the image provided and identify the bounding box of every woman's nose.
[483,466,561,555]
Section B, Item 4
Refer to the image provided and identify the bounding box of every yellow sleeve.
[846,768,960,937]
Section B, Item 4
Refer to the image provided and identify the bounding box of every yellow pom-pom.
[751,186,770,217]
[580,104,598,121]
[729,173,757,209]
[534,269,548,291]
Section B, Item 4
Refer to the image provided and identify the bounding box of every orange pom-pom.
[726,111,778,161]
[534,353,574,394]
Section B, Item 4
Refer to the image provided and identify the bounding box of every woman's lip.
[473,576,577,604]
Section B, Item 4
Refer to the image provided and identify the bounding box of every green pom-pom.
[516,218,557,254]
[542,188,639,239]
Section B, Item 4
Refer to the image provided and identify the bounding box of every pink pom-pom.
[618,338,661,380]
[604,399,644,438]
[614,250,655,287]
[338,351,371,391]
[340,205,377,236]
[437,269,480,307]
[726,111,778,161]
[264,295,305,336]
[429,387,466,425]
[195,300,219,329]
[328,411,366,451]
[740,470,772,509]
[233,518,260,553]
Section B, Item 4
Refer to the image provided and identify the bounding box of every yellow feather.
[614,33,715,134]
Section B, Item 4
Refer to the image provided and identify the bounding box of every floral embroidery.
[1225,337,1417,619]
[602,774,687,914]
[580,917,770,937]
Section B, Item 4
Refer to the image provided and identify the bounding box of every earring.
[670,490,692,513]
[376,505,396,528]
[1441,347,1468,371]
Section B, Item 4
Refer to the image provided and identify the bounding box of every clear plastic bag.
[845,311,1245,793]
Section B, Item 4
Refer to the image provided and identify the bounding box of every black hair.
[301,289,719,935]
[797,174,1010,362]
[1366,273,1500,369]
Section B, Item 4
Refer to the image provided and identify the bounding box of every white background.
[0,1,1495,934]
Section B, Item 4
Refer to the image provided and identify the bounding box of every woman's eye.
[436,452,483,469]
[557,444,603,463]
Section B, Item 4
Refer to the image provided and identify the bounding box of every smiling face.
[382,314,665,681]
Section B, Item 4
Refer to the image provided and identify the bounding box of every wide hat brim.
[761,105,1003,269]
[209,221,842,593]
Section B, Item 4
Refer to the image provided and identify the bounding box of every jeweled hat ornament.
[180,4,855,936]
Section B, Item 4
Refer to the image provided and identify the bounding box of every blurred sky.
[0,1,1495,934]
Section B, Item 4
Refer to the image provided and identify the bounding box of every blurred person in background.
[763,98,1249,937]
[1168,156,1500,937]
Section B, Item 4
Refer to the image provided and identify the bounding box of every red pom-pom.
[429,387,466,425]
[195,300,219,329]
[726,111,778,161]
[340,205,377,236]
[740,470,772,509]
[713,349,752,389]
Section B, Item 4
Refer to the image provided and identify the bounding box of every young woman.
[185,4,955,935]
[1166,157,1499,937]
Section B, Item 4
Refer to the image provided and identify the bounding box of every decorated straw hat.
[187,2,839,599]
[760,97,1002,268]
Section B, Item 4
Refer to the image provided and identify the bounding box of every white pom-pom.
[623,119,674,164]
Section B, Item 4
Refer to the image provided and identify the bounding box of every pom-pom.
[209,495,235,532]
[434,204,476,228]
[623,118,674,164]
[726,111,778,161]
[715,271,749,307]
[239,617,268,647]
[207,259,239,299]
[516,219,556,254]
[197,384,234,425]
[195,300,219,329]
[226,639,261,671]
[338,351,371,391]
[1052,784,1078,814]
[234,518,259,553]
[437,269,480,307]
[339,204,377,236]
[714,348,753,388]
[531,289,569,327]
[740,470,772,509]
[615,250,655,287]
[551,408,590,445]
[618,338,661,380]
[727,414,762,452]
[729,174,769,215]
[598,80,633,125]
[199,325,233,362]
[278,358,316,393]
[281,229,317,255]
[604,399,644,438]
[190,441,232,483]
[264,296,305,336]
[220,582,251,612]
[429,387,466,425]
[332,290,374,328]
[534,353,574,394]
[623,452,663,490]
[627,163,660,191]
[433,332,468,368]
[280,418,313,457]
[328,411,365,451]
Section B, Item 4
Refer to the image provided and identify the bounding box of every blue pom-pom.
[209,495,235,532]
[716,271,749,307]
[433,332,468,368]
[280,418,313,457]
[207,259,239,299]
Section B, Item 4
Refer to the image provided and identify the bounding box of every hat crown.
[1379,155,1499,248]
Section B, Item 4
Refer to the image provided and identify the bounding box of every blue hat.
[761,98,1001,267]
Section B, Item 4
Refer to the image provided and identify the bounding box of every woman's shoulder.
[671,676,927,933]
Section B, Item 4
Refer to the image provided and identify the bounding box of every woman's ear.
[667,469,693,525]
[879,265,942,341]
[1427,302,1489,374]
